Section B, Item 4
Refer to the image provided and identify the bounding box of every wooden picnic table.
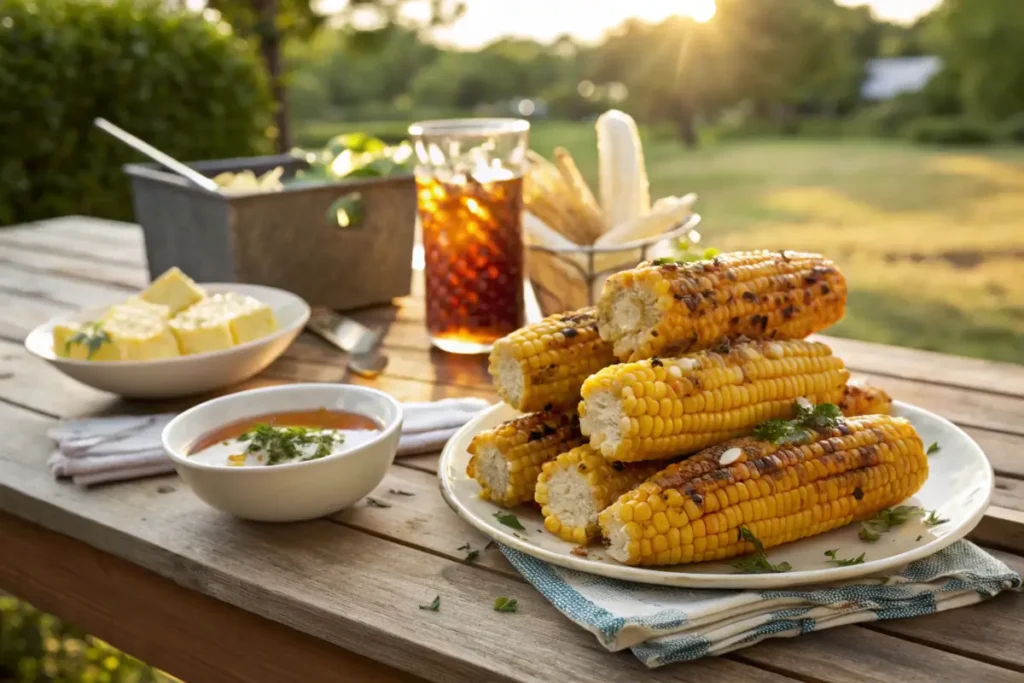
[2,216,1024,683]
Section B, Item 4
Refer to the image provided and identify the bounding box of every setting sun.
[685,0,717,23]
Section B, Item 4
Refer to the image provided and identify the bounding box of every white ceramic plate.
[24,283,310,399]
[439,401,993,588]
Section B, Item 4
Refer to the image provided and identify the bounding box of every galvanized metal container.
[124,155,417,310]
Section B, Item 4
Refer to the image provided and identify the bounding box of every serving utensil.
[306,309,389,378]
[94,117,220,193]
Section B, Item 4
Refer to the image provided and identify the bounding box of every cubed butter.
[101,311,180,360]
[171,292,277,354]
[140,267,206,315]
[53,323,120,361]
[115,297,171,320]
[53,313,179,361]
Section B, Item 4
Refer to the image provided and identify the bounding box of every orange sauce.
[188,408,380,454]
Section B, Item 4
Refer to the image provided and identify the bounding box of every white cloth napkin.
[47,397,491,487]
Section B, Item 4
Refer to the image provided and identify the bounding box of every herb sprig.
[753,401,843,445]
[858,505,925,541]
[493,596,518,613]
[66,321,112,359]
[927,442,940,455]
[824,549,866,566]
[493,511,526,531]
[733,527,791,574]
[238,424,344,466]
[419,595,440,611]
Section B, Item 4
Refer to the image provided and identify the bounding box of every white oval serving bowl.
[162,384,403,522]
[24,283,310,399]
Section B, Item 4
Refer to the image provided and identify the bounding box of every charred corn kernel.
[535,444,664,543]
[599,415,928,566]
[580,339,850,461]
[467,411,584,507]
[839,383,893,416]
[489,307,617,413]
[597,251,846,362]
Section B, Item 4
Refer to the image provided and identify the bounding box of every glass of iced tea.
[409,118,529,354]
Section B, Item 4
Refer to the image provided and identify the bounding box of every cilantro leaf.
[752,401,843,445]
[493,511,525,531]
[733,527,791,574]
[924,510,949,526]
[366,497,392,508]
[824,549,865,566]
[493,596,518,613]
[652,257,678,266]
[927,442,940,455]
[419,595,440,611]
[66,321,113,359]
[859,505,925,541]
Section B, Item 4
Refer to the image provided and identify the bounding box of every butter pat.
[53,313,179,361]
[140,267,206,315]
[170,293,277,354]
[117,297,171,320]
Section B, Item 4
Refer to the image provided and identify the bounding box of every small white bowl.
[24,283,310,399]
[162,384,403,522]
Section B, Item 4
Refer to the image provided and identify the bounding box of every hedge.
[0,0,275,224]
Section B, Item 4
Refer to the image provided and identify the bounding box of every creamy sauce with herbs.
[187,409,381,467]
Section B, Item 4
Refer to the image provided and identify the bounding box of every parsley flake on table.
[493,510,526,531]
[824,549,865,566]
[858,505,924,542]
[419,595,440,611]
[366,497,392,508]
[493,597,518,613]
[389,488,415,496]
[927,442,940,455]
[456,543,480,561]
[733,527,791,574]
[924,510,949,526]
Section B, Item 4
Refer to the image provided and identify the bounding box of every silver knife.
[306,309,389,378]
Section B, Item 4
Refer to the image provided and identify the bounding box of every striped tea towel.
[503,541,1020,667]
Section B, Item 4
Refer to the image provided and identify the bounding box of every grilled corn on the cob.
[538,384,892,544]
[466,411,585,507]
[597,251,847,362]
[489,307,616,413]
[599,414,927,566]
[579,339,850,462]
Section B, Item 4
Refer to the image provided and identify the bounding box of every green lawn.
[296,118,1024,364]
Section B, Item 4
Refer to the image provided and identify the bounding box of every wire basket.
[526,213,702,315]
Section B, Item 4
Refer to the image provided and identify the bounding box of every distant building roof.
[861,56,942,100]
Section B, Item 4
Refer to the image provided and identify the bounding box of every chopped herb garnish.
[927,442,940,455]
[916,535,923,542]
[753,401,843,445]
[824,549,865,566]
[65,321,113,359]
[389,488,415,496]
[652,257,678,266]
[457,543,472,551]
[493,596,518,613]
[419,595,440,611]
[466,549,480,561]
[366,497,392,508]
[733,527,791,574]
[493,510,525,531]
[858,505,925,541]
[924,510,949,526]
[237,424,344,466]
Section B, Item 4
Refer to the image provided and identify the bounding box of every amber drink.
[410,119,529,354]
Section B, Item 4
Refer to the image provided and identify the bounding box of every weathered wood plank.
[732,626,1024,683]
[0,263,134,309]
[865,548,1024,673]
[0,403,788,683]
[28,216,144,247]
[819,334,1024,399]
[0,226,144,266]
[0,291,74,341]
[1,513,426,683]
[0,246,148,289]
[969,506,1024,556]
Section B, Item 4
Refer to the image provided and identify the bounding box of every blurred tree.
[208,0,462,149]
[931,0,1024,121]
